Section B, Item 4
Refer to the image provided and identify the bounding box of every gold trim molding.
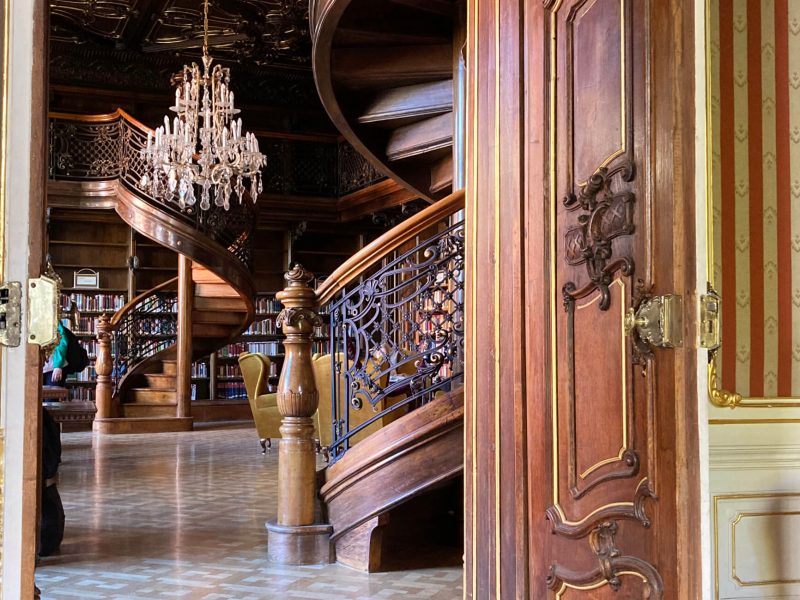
[731,510,800,587]
[713,492,800,599]
[708,358,741,408]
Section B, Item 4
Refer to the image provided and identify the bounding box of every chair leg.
[260,438,268,454]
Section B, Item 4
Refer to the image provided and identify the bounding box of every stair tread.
[430,154,454,195]
[194,283,241,298]
[386,112,453,161]
[124,401,178,406]
[359,80,453,126]
[193,310,244,324]
[332,45,452,90]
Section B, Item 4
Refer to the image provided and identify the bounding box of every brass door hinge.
[0,282,22,347]
[28,275,60,350]
[699,285,721,351]
[624,294,683,349]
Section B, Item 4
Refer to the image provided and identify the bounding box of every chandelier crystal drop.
[139,0,266,211]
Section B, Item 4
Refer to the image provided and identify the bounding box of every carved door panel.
[543,0,672,597]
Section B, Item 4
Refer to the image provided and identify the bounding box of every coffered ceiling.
[50,0,311,69]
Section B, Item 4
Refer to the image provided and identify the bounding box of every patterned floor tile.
[36,423,463,600]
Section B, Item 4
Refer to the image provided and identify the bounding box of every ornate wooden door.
[464,0,698,597]
[541,0,694,597]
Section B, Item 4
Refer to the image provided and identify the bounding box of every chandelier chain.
[202,0,209,58]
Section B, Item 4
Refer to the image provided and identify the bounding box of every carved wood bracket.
[563,163,636,310]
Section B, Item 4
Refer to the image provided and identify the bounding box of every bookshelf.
[48,208,179,402]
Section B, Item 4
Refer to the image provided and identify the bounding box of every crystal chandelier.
[140,0,266,211]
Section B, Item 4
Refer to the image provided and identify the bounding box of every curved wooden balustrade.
[315,188,464,306]
[49,110,257,433]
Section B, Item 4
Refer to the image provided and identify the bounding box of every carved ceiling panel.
[142,0,310,66]
[50,0,140,43]
[50,0,310,68]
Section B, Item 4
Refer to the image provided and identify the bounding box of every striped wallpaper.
[710,0,800,398]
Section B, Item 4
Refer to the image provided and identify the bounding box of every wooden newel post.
[265,264,333,565]
[94,314,114,421]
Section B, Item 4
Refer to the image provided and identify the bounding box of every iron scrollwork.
[328,218,465,461]
[563,163,636,311]
[49,113,257,271]
[112,292,177,390]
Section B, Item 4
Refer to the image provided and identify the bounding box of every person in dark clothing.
[42,321,69,386]
[39,408,64,556]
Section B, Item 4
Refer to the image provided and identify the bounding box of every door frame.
[1,0,49,597]
[694,0,714,596]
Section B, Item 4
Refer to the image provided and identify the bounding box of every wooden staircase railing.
[268,188,464,565]
[48,110,257,432]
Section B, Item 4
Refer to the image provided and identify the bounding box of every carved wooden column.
[265,265,333,565]
[176,254,193,421]
[94,314,114,422]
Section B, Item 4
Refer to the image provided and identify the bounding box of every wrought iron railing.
[327,215,465,461]
[49,111,257,269]
[110,284,178,389]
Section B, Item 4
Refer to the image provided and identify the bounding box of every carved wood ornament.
[547,520,664,599]
[563,161,636,311]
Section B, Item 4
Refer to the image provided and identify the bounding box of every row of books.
[255,296,281,313]
[245,318,279,335]
[217,382,248,399]
[192,362,208,378]
[238,341,282,355]
[218,364,243,378]
[61,293,126,312]
[218,342,250,357]
[66,366,96,382]
[69,317,97,335]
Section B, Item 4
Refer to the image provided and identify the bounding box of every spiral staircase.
[309,0,465,571]
[49,110,256,434]
[311,0,460,202]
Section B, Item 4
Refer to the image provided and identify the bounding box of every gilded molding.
[708,357,742,408]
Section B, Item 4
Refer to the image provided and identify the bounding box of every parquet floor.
[36,423,463,600]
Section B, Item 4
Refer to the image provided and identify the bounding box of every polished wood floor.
[36,423,463,599]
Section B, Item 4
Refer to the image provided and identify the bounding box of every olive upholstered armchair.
[238,352,282,453]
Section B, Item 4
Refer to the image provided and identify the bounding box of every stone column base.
[265,519,334,565]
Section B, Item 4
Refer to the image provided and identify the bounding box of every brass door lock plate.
[0,282,22,347]
[28,275,60,350]
[699,285,721,351]
[625,294,683,349]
